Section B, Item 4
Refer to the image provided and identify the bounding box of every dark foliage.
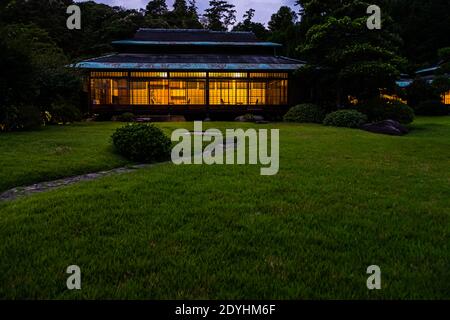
[356,98,415,124]
[415,100,449,116]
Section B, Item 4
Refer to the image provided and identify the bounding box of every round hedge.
[323,109,368,128]
[284,103,325,123]
[112,123,171,163]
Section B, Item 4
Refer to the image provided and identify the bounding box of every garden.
[0,116,449,299]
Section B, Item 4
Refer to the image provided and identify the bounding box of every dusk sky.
[77,0,299,25]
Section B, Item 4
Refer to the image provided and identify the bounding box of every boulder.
[361,120,409,136]
[234,115,265,122]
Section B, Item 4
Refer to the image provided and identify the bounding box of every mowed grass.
[0,118,449,299]
[0,122,130,192]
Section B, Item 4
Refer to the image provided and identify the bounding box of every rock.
[361,119,409,136]
[234,115,265,122]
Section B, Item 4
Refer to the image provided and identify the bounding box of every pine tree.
[203,0,236,31]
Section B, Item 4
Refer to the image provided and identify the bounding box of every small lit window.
[209,72,248,78]
[131,72,168,78]
[170,72,206,78]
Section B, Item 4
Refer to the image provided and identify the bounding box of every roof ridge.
[137,28,254,35]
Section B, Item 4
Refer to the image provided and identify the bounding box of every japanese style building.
[73,29,305,118]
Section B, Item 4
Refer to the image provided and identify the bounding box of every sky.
[78,0,299,25]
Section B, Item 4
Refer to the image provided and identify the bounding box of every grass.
[0,122,130,193]
[0,117,449,299]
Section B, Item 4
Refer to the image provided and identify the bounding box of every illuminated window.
[91,79,112,105]
[442,91,450,105]
[130,81,149,105]
[149,80,169,105]
[169,80,206,105]
[91,72,127,78]
[267,80,288,105]
[250,73,288,79]
[209,72,248,78]
[131,72,167,78]
[170,72,207,78]
[209,80,248,105]
[112,79,129,104]
[90,79,129,105]
[249,82,266,105]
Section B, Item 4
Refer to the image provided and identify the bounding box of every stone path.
[0,164,152,202]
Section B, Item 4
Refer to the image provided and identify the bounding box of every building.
[73,29,305,119]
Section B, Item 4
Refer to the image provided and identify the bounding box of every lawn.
[0,117,449,299]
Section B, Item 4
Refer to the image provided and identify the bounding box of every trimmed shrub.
[357,98,415,124]
[323,109,367,128]
[116,112,136,122]
[284,104,325,123]
[112,123,171,163]
[415,100,449,116]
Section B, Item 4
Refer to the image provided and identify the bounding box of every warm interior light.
[90,72,288,106]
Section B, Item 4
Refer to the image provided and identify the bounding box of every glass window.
[91,79,112,105]
[250,73,288,79]
[170,72,206,78]
[91,72,127,78]
[169,80,206,105]
[209,80,247,105]
[149,80,169,105]
[442,91,450,105]
[130,81,149,105]
[249,82,266,105]
[131,72,167,78]
[267,80,288,105]
[209,72,248,78]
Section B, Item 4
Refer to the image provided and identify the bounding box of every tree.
[268,6,297,32]
[232,9,268,40]
[379,0,450,67]
[203,0,236,31]
[145,0,168,17]
[167,0,203,29]
[297,1,405,107]
[267,6,300,57]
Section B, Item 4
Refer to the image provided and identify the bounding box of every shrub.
[50,100,82,124]
[357,98,415,124]
[116,112,135,122]
[323,109,367,128]
[0,104,42,132]
[112,123,171,163]
[284,104,325,123]
[415,100,449,116]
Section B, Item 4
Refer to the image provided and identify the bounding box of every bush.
[284,104,325,123]
[50,100,82,124]
[323,109,367,128]
[112,123,171,163]
[357,98,415,124]
[116,112,135,122]
[0,104,42,132]
[415,100,449,116]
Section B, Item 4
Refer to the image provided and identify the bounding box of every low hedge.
[323,109,368,128]
[284,104,325,123]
